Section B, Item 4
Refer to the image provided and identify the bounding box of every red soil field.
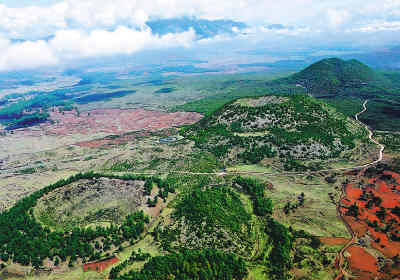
[345,185,363,200]
[319,237,349,246]
[346,245,378,275]
[339,170,400,279]
[346,245,400,280]
[46,109,202,136]
[83,256,119,272]
[11,108,202,137]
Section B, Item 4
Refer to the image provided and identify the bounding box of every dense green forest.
[116,249,247,280]
[174,186,251,234]
[234,176,273,216]
[376,132,400,152]
[114,173,295,280]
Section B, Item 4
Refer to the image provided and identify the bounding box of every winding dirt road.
[334,100,385,280]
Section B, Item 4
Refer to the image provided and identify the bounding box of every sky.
[0,0,399,71]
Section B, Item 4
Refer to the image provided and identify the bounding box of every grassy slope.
[183,94,367,171]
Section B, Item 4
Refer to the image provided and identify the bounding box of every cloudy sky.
[0,0,399,71]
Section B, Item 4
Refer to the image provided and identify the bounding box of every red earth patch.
[8,108,202,138]
[46,108,202,136]
[83,256,119,272]
[338,170,400,279]
[347,245,378,274]
[319,237,350,246]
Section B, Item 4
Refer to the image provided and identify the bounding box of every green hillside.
[284,58,392,97]
[183,94,367,171]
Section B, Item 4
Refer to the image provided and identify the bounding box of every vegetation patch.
[75,90,137,104]
[234,176,273,216]
[154,88,175,94]
[376,131,400,152]
[156,186,252,254]
[116,249,247,280]
[183,94,366,170]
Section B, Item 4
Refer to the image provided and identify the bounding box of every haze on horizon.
[0,0,399,71]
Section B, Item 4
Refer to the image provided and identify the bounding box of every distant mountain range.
[146,17,247,39]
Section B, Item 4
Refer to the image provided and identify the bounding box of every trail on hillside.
[334,100,385,280]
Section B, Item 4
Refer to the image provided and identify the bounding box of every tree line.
[116,249,247,280]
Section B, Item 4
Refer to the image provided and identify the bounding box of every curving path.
[334,100,384,280]
[355,100,385,164]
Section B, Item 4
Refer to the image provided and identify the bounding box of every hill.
[283,58,392,97]
[183,94,367,171]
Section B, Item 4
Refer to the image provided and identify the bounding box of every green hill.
[183,94,367,171]
[284,58,392,97]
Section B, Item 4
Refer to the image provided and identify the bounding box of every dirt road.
[334,100,384,280]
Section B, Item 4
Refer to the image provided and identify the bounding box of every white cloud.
[348,20,400,33]
[0,0,399,40]
[326,9,351,28]
[50,26,195,58]
[0,3,67,39]
[0,38,59,71]
[0,0,399,71]
[0,27,196,71]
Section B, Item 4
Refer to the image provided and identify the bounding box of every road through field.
[334,100,384,280]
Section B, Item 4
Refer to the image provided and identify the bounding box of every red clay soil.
[83,256,119,272]
[342,216,369,237]
[46,109,202,136]
[12,108,202,138]
[346,245,378,276]
[338,170,400,279]
[345,185,363,200]
[319,237,350,246]
[346,245,400,280]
